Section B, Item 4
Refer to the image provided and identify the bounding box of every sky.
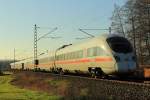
[0,0,126,60]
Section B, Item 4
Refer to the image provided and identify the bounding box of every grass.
[0,74,61,100]
[11,72,90,99]
[9,71,124,100]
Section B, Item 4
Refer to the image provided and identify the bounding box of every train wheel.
[60,69,64,75]
[57,68,64,75]
[89,67,103,78]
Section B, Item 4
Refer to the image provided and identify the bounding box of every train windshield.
[107,37,133,53]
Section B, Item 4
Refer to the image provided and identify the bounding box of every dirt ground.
[11,71,90,99]
[10,71,150,100]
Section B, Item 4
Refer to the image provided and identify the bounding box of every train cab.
[106,35,137,74]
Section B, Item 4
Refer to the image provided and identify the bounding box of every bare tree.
[111,4,125,37]
[111,0,150,65]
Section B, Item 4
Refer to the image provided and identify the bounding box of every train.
[10,34,137,77]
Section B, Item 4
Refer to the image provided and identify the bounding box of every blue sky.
[0,0,126,59]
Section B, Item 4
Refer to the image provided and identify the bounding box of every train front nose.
[106,35,137,74]
[114,54,137,74]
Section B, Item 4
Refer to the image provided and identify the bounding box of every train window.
[60,54,63,60]
[70,52,73,59]
[60,55,62,60]
[96,47,107,56]
[78,50,83,58]
[87,47,106,57]
[49,57,51,61]
[57,55,60,60]
[75,52,77,58]
[58,55,61,60]
[58,50,84,60]
[49,57,52,61]
[67,53,69,60]
[64,54,66,60]
[57,55,59,60]
[67,53,70,59]
[67,53,69,59]
[65,53,68,60]
[72,52,75,59]
[77,51,79,58]
[60,55,63,60]
[73,52,77,59]
[67,53,70,60]
[87,48,94,57]
[75,50,83,59]
[90,47,98,56]
[93,47,98,56]
[61,55,63,60]
[69,52,72,59]
[107,37,133,53]
[55,56,57,60]
[45,57,48,61]
[52,56,54,60]
[63,54,65,60]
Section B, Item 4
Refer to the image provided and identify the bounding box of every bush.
[0,71,3,75]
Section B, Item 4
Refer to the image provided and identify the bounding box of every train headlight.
[114,56,120,62]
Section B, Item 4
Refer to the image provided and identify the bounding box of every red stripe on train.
[31,57,113,66]
[94,57,113,62]
[56,57,112,64]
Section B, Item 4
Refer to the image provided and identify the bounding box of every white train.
[10,34,137,77]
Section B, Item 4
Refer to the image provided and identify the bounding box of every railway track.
[12,70,150,85]
[47,72,150,86]
[12,71,150,100]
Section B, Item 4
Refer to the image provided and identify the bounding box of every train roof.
[10,33,126,64]
[71,33,124,46]
[56,33,124,54]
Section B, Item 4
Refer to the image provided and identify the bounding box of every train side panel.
[55,37,117,74]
